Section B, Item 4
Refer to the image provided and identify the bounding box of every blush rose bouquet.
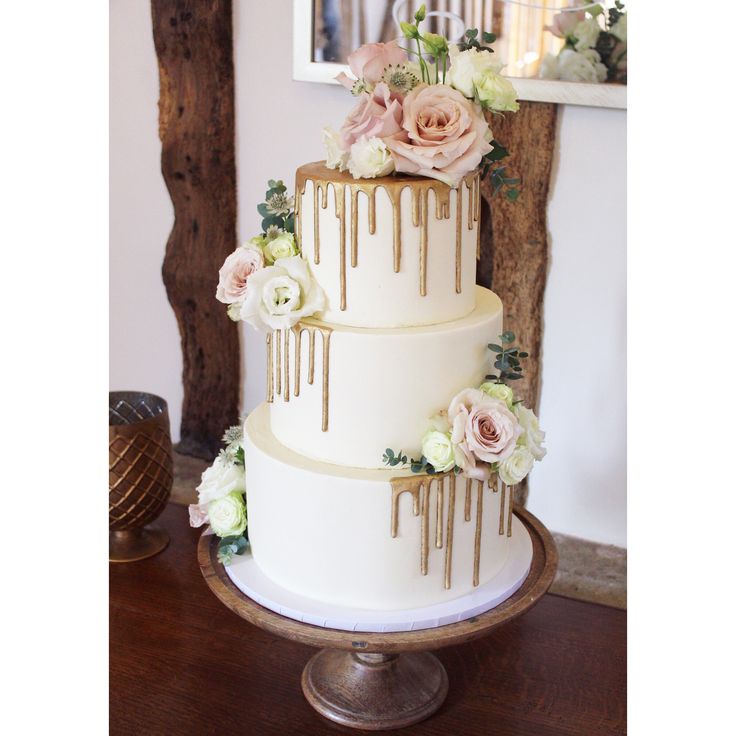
[383,331,546,487]
[322,5,520,196]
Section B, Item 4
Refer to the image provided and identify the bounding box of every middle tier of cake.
[268,285,503,469]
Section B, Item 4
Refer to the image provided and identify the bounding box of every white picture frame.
[292,0,626,110]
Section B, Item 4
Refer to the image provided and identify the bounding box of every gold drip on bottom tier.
[266,322,332,431]
[390,472,514,590]
[294,163,481,311]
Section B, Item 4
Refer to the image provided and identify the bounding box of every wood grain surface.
[478,101,558,506]
[151,0,241,459]
[110,504,626,735]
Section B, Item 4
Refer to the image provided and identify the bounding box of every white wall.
[110,0,626,546]
[109,0,182,440]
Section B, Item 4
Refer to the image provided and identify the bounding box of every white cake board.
[225,514,533,633]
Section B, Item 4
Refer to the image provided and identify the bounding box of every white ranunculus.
[514,404,547,461]
[323,126,349,172]
[556,49,606,83]
[348,136,395,179]
[262,231,298,265]
[239,255,326,331]
[499,445,535,485]
[539,52,560,80]
[610,14,626,43]
[446,43,504,99]
[475,72,519,113]
[421,430,456,473]
[573,17,601,51]
[479,382,514,409]
[196,456,245,506]
[207,492,247,538]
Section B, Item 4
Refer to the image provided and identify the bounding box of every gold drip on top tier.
[266,322,332,432]
[295,162,481,312]
[390,471,513,590]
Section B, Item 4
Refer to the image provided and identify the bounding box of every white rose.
[239,255,326,331]
[348,136,395,179]
[196,456,244,506]
[610,14,626,43]
[499,445,535,485]
[207,492,247,538]
[556,49,606,83]
[323,126,349,172]
[479,382,514,409]
[539,52,560,80]
[262,231,298,265]
[474,72,519,113]
[446,44,504,99]
[514,404,547,461]
[573,18,601,51]
[421,430,456,473]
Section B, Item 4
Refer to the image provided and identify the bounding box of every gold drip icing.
[294,163,480,311]
[499,483,506,535]
[464,477,472,522]
[435,476,444,549]
[473,479,483,587]
[507,485,514,537]
[444,474,456,589]
[265,322,332,432]
[391,473,489,590]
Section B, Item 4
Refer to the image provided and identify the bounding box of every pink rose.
[340,82,403,149]
[385,85,492,187]
[448,388,521,477]
[188,503,209,528]
[544,10,585,39]
[215,244,264,304]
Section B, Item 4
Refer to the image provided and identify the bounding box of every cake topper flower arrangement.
[323,4,520,194]
[383,332,546,486]
[215,179,325,332]
[540,1,626,84]
[189,425,249,565]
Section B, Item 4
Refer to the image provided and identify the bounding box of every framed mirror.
[293,0,626,109]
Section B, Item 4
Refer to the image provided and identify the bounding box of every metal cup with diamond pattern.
[109,391,173,562]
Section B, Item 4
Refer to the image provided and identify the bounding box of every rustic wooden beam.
[478,101,558,506]
[151,0,240,459]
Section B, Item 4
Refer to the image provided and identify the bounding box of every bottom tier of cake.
[245,404,519,612]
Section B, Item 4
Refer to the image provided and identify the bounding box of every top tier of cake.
[295,162,481,329]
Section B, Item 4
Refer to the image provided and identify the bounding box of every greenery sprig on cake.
[383,332,546,485]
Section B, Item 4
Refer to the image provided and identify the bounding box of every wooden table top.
[110,504,626,736]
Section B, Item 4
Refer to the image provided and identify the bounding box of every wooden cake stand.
[198,506,558,731]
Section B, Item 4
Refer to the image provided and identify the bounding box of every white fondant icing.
[269,286,503,468]
[245,403,515,612]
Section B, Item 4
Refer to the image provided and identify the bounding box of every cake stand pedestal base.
[302,650,448,730]
[199,506,557,731]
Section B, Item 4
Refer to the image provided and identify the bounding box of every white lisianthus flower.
[610,14,627,43]
[539,52,560,80]
[323,126,349,172]
[514,404,547,461]
[421,430,456,473]
[479,382,514,409]
[499,445,535,485]
[239,255,326,331]
[207,492,247,538]
[573,18,601,51]
[196,455,245,506]
[474,72,519,113]
[262,231,298,265]
[348,136,395,179]
[556,49,606,83]
[446,43,504,99]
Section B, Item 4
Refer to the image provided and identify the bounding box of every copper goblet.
[109,391,173,562]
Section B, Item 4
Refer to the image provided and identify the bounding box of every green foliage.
[479,141,520,201]
[486,331,529,383]
[217,534,248,565]
[257,179,295,234]
[457,27,497,53]
[414,3,426,23]
[382,448,408,467]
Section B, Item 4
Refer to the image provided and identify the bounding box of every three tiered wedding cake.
[191,19,546,631]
